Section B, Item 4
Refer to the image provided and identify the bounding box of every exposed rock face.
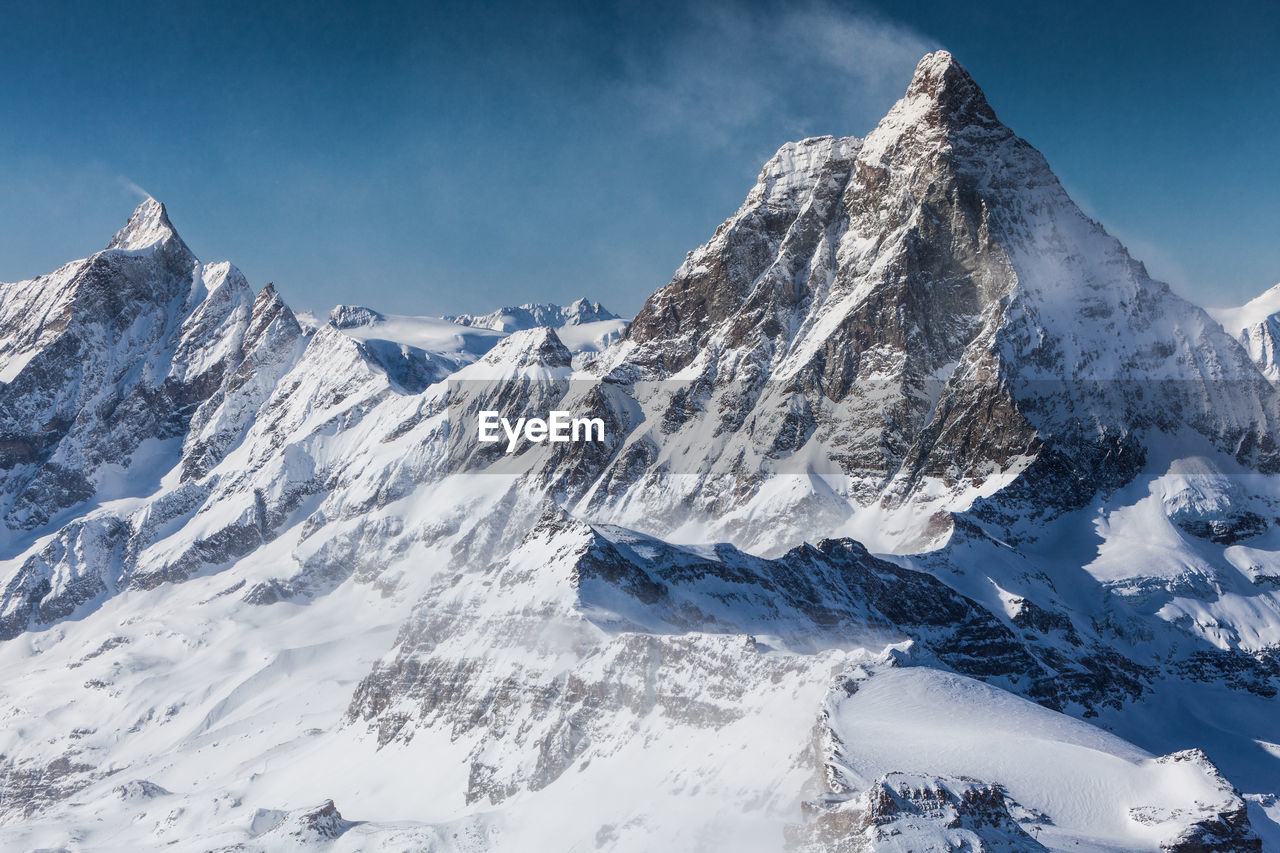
[181,281,306,480]
[113,779,172,801]
[566,526,1149,713]
[0,515,127,640]
[274,799,355,842]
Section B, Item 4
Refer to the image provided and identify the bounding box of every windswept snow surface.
[824,666,1251,852]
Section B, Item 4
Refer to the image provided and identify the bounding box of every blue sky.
[1,0,1276,316]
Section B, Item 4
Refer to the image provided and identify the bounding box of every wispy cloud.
[621,2,938,149]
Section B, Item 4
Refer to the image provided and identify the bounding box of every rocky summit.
[0,51,1276,851]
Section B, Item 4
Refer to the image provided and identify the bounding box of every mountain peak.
[901,50,998,129]
[328,304,386,330]
[476,325,572,370]
[858,51,1003,164]
[106,198,185,253]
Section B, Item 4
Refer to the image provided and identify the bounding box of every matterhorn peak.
[901,50,999,128]
[857,50,1007,164]
[106,197,186,253]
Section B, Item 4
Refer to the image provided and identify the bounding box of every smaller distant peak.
[197,260,251,297]
[106,198,184,253]
[565,298,619,322]
[328,304,385,330]
[254,281,288,307]
[478,325,572,369]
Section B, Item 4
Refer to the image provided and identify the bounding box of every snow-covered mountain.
[573,50,1280,556]
[0,51,1277,851]
[1212,284,1280,381]
[0,199,304,534]
[310,298,627,372]
[443,297,628,356]
[445,297,619,331]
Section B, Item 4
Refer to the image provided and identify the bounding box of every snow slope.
[810,665,1254,852]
